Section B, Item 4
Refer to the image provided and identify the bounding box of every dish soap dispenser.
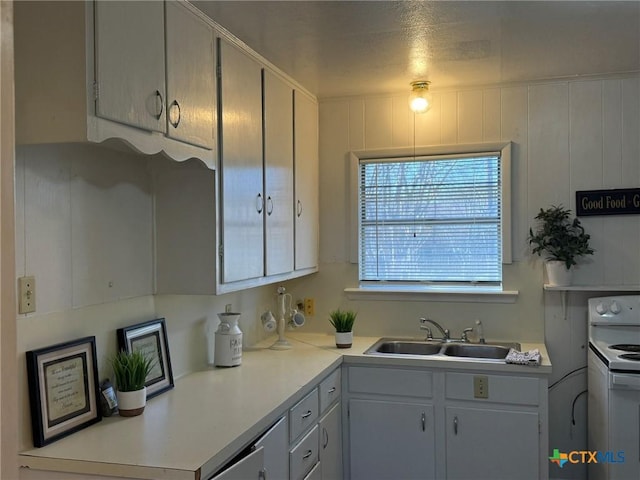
[214,312,243,367]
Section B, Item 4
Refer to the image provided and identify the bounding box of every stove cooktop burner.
[610,344,640,352]
[618,353,640,361]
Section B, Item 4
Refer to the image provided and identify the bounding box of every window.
[354,143,511,288]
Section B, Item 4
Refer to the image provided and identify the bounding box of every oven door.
[606,372,640,480]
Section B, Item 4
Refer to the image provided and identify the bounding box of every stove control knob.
[610,301,622,314]
[595,302,608,315]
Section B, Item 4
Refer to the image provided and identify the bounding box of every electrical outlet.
[18,276,36,314]
[304,298,315,316]
[473,375,489,399]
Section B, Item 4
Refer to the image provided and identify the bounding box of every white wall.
[14,144,282,451]
[287,74,640,479]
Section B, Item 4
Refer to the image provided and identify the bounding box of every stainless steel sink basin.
[364,337,521,361]
[370,340,443,356]
[442,343,514,359]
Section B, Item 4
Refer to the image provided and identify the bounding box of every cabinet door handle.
[266,196,273,216]
[155,90,164,120]
[168,99,181,128]
[302,449,313,459]
[453,416,458,435]
[259,468,267,480]
[323,427,329,449]
[297,200,303,217]
[256,193,264,214]
[301,410,312,419]
[421,412,426,432]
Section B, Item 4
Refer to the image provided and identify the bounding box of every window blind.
[358,153,502,284]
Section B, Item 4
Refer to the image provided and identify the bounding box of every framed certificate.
[26,336,101,447]
[117,318,174,399]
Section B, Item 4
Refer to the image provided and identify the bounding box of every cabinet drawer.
[348,366,432,398]
[290,424,319,480]
[303,461,321,480]
[445,372,540,405]
[289,388,319,442]
[319,368,341,413]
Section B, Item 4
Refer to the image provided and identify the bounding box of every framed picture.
[117,318,174,399]
[26,336,101,447]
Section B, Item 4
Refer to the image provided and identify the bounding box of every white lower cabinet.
[211,446,265,480]
[445,406,539,480]
[319,402,343,480]
[349,399,435,480]
[255,416,289,480]
[345,365,548,480]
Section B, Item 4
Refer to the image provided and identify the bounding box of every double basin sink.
[364,338,521,361]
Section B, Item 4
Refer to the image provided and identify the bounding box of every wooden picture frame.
[117,318,174,399]
[26,336,101,447]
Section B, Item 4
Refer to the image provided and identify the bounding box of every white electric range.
[588,295,640,480]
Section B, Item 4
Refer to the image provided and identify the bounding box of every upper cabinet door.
[94,1,166,133]
[294,91,319,271]
[264,70,294,276]
[165,2,216,149]
[219,39,264,283]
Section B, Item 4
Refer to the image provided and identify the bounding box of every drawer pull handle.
[301,410,312,419]
[303,449,313,459]
[328,387,336,394]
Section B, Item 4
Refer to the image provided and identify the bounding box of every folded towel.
[506,348,541,366]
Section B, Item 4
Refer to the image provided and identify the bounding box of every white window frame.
[347,142,517,303]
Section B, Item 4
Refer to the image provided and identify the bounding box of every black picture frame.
[117,318,174,399]
[26,336,101,447]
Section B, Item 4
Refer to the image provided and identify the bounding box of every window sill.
[344,286,519,303]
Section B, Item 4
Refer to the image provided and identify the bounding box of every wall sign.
[576,188,640,216]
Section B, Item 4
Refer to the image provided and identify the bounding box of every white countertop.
[19,334,551,480]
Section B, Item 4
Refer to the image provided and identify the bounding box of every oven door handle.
[611,374,640,390]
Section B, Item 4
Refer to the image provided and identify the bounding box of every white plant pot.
[546,261,573,286]
[117,387,147,417]
[335,331,353,349]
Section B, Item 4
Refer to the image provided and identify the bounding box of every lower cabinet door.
[319,402,342,480]
[210,446,264,480]
[445,406,539,480]
[255,416,289,480]
[349,399,435,480]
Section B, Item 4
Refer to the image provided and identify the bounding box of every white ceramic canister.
[214,313,243,367]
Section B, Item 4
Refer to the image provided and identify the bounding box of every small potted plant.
[528,205,594,286]
[110,350,155,417]
[329,309,357,348]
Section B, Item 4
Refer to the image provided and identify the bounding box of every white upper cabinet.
[14,0,215,166]
[218,39,265,283]
[165,1,216,149]
[294,91,320,271]
[264,70,295,277]
[94,1,166,133]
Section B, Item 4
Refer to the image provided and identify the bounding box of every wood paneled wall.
[319,76,640,286]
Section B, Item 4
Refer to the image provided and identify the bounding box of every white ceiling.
[192,1,640,98]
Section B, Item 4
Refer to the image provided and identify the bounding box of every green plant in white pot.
[329,309,357,349]
[110,350,155,417]
[528,205,594,286]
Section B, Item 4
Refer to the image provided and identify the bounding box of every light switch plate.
[18,276,36,314]
[473,375,489,399]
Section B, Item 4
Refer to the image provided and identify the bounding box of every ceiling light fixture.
[409,80,432,113]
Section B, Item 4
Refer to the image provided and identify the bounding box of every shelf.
[543,285,640,292]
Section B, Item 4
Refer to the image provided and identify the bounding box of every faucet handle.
[461,327,474,342]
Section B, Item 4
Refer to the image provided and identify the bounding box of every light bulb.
[409,81,432,113]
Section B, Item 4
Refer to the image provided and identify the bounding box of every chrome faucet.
[419,318,450,341]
